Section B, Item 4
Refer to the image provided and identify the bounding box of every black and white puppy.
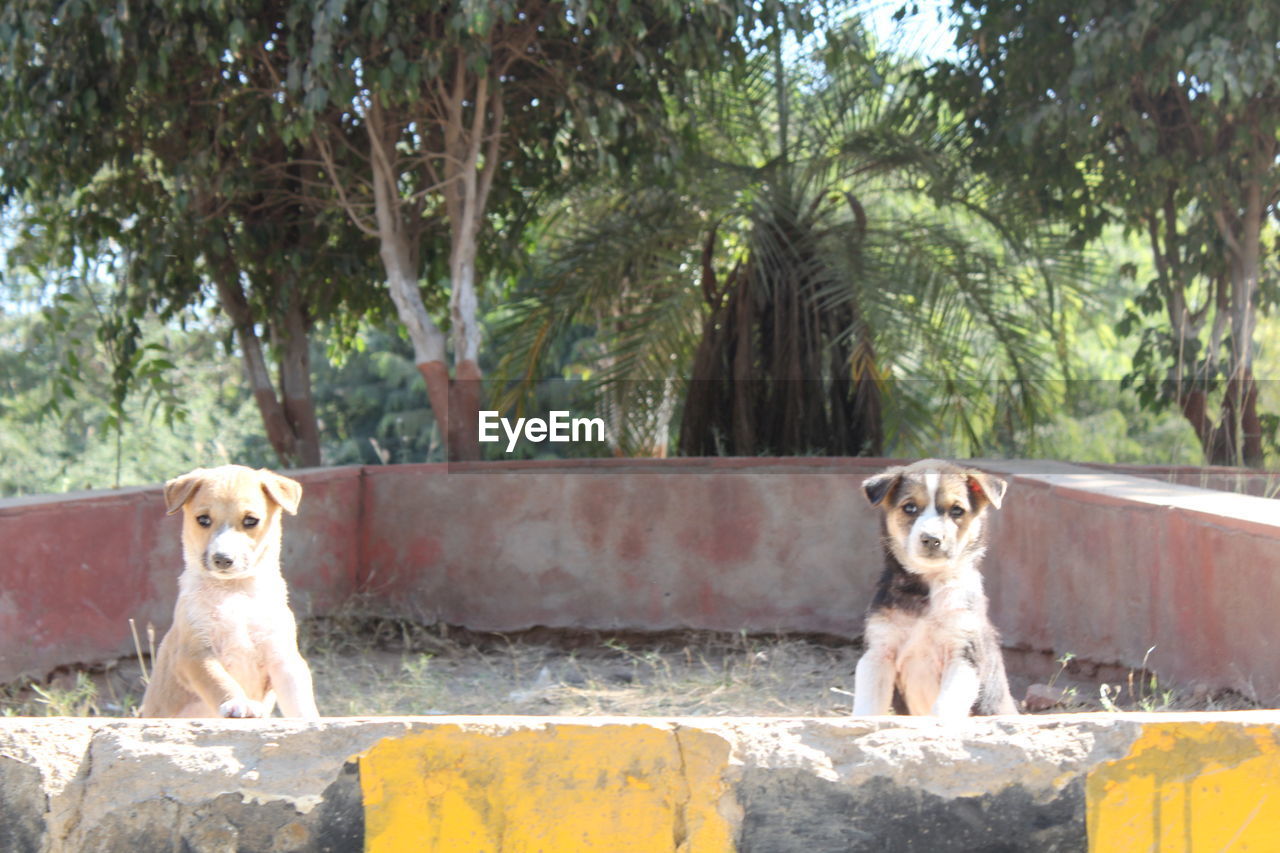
[853,459,1018,717]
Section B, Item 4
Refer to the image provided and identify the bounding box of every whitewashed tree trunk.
[334,54,511,461]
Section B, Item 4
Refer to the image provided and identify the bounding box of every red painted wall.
[2,485,174,681]
[982,462,1280,701]
[2,459,1277,702]
[358,459,880,636]
[0,467,363,682]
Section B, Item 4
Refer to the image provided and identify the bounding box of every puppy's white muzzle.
[908,516,952,563]
[203,528,257,579]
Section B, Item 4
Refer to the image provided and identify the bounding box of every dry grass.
[0,658,145,718]
[1007,648,1263,715]
[301,613,862,717]
[0,612,1263,717]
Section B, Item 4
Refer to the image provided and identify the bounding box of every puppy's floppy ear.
[965,470,1007,510]
[258,469,303,515]
[163,470,206,516]
[862,469,902,507]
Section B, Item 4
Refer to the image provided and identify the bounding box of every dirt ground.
[0,615,1262,718]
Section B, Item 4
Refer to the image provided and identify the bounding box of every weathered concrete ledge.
[3,711,1279,852]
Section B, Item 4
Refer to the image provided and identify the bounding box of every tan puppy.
[140,465,319,718]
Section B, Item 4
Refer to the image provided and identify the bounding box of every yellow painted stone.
[1087,722,1280,852]
[360,723,737,853]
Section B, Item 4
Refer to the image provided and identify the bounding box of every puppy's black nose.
[211,552,235,571]
[920,533,942,551]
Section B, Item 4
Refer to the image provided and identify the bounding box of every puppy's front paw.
[219,698,267,718]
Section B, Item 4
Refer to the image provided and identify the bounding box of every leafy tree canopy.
[929,0,1280,465]
[494,20,1092,457]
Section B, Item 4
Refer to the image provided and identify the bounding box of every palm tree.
[494,22,1089,457]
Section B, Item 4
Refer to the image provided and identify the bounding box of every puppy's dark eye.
[902,502,918,516]
[243,516,259,529]
[196,514,212,528]
[949,505,966,519]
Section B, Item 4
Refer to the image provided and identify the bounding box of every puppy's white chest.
[892,612,946,712]
[878,581,976,653]
[180,583,282,663]
[882,581,981,714]
[208,593,270,649]
[195,590,283,699]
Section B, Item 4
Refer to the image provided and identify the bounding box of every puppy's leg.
[268,652,320,718]
[180,652,267,718]
[932,656,981,717]
[852,649,896,715]
[141,648,197,717]
[975,629,1019,714]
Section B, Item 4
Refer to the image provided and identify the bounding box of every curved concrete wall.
[984,460,1280,703]
[2,459,1278,701]
[1083,462,1280,498]
[359,459,881,636]
[4,712,1280,852]
[0,467,364,682]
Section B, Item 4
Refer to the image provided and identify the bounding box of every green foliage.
[0,278,272,497]
[1,0,1271,479]
[311,327,443,465]
[1,0,804,463]
[0,0,392,467]
[930,0,1280,465]
[27,673,100,717]
[1034,393,1201,466]
[494,20,1093,457]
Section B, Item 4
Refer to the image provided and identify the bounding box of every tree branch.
[314,133,379,237]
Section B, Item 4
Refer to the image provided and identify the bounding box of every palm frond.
[492,12,1093,458]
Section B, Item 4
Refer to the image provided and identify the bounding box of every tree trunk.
[366,104,467,460]
[1177,367,1263,467]
[211,263,320,469]
[379,232,461,460]
[274,291,322,468]
[435,60,496,464]
[1226,183,1264,467]
[449,358,482,462]
[445,224,483,462]
[1195,180,1267,468]
[1177,385,1215,458]
[376,220,484,462]
[362,63,497,463]
[1218,370,1264,468]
